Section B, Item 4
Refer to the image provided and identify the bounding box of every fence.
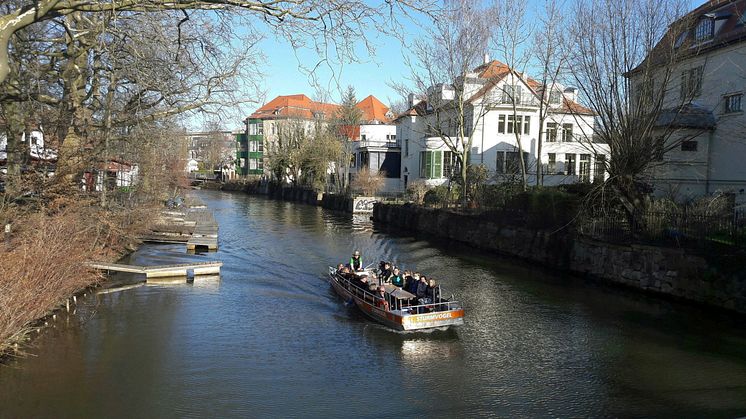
[578,208,746,249]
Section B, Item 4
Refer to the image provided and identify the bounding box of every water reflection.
[1,191,746,418]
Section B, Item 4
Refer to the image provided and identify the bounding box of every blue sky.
[254,13,426,111]
[231,0,699,129]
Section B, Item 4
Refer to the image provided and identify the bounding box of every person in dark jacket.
[406,273,420,294]
[416,275,429,299]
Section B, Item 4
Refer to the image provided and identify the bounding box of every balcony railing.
[358,139,400,148]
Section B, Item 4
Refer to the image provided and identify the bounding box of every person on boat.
[350,250,363,271]
[374,286,389,311]
[379,261,392,282]
[416,275,429,300]
[390,268,404,288]
[426,279,440,302]
[336,263,345,273]
[406,272,421,295]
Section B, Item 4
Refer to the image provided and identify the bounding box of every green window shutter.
[433,151,443,178]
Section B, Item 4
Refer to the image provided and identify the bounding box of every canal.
[1,190,746,417]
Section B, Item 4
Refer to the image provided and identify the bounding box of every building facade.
[630,0,746,204]
[397,60,609,190]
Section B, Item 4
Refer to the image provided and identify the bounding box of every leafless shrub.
[352,167,386,196]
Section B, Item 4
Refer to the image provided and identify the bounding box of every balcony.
[358,139,400,149]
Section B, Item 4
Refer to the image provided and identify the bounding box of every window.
[404,139,409,156]
[496,152,505,174]
[681,140,698,151]
[249,141,258,152]
[249,159,258,170]
[562,124,573,142]
[420,151,443,179]
[498,115,506,134]
[360,151,369,167]
[565,153,576,175]
[443,151,457,179]
[502,84,523,104]
[549,90,562,104]
[546,123,557,142]
[505,151,529,174]
[257,123,263,135]
[579,154,591,183]
[547,153,557,174]
[594,155,606,181]
[725,94,742,113]
[350,154,356,168]
[506,115,529,135]
[680,66,703,99]
[387,134,397,141]
[695,18,714,41]
[248,123,258,135]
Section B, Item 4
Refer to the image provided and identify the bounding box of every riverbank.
[373,203,746,314]
[0,201,154,359]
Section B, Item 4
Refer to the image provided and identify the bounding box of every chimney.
[564,87,578,103]
[484,53,490,64]
[407,93,416,108]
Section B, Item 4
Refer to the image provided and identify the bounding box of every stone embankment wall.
[373,204,746,313]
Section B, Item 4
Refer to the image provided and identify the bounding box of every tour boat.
[327,266,465,331]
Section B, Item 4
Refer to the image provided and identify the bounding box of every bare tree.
[491,0,533,190]
[531,0,567,187]
[332,85,363,193]
[395,0,495,205]
[566,0,694,217]
[351,166,386,196]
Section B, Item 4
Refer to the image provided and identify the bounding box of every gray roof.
[655,103,716,130]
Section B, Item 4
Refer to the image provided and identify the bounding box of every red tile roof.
[249,94,340,120]
[356,95,391,123]
[397,60,594,117]
[249,94,393,124]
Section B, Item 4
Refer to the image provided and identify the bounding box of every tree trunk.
[3,102,25,197]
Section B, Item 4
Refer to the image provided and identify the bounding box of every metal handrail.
[329,267,460,312]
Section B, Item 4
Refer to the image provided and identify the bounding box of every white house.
[628,0,746,204]
[397,59,609,190]
[349,95,400,194]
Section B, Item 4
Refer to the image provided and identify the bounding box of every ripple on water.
[2,190,746,418]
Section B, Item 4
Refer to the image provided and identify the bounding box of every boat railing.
[329,267,381,304]
[329,267,461,313]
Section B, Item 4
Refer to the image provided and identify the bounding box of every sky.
[220,0,700,131]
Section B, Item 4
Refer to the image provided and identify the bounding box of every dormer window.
[549,90,562,104]
[695,17,714,41]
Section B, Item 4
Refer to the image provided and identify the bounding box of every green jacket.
[350,256,362,270]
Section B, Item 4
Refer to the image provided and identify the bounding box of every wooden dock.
[142,194,219,251]
[87,261,222,278]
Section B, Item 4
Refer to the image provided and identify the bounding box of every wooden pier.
[87,261,222,278]
[143,194,219,251]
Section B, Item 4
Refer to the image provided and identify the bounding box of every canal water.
[2,190,746,418]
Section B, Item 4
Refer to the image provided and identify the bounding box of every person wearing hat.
[350,249,363,271]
